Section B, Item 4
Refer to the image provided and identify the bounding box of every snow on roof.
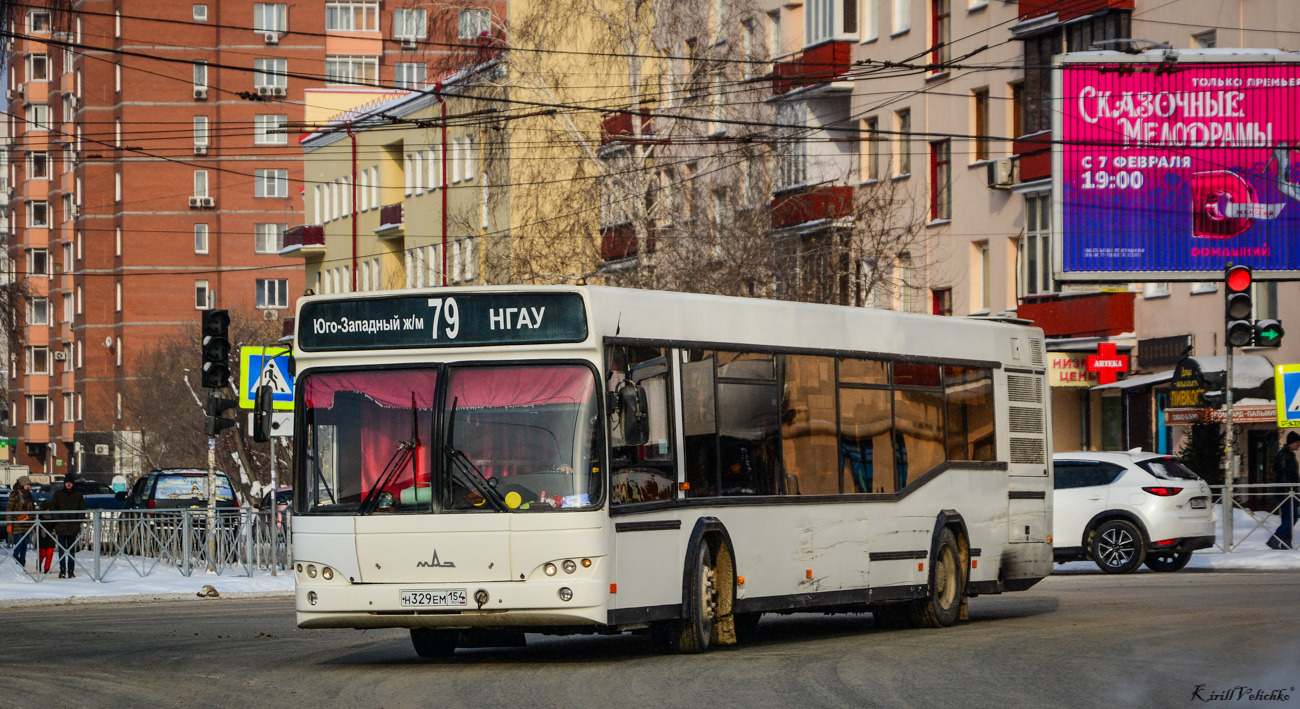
[1187,355,1276,389]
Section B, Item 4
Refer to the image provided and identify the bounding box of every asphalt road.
[2,572,1298,709]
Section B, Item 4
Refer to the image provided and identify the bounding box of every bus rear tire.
[410,628,459,658]
[908,527,964,628]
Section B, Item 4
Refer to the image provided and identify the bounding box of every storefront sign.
[1170,358,1208,408]
[1049,355,1100,387]
[1138,334,1194,369]
[1166,405,1279,425]
[1085,342,1129,385]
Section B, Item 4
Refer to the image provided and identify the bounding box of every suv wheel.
[1145,550,1192,573]
[1089,518,1146,574]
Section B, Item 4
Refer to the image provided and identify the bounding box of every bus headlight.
[322,567,334,580]
[307,591,318,605]
[562,560,577,574]
[558,587,573,602]
[307,564,318,578]
[544,563,557,576]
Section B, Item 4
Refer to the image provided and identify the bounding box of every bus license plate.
[401,589,468,607]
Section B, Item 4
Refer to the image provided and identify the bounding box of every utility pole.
[1222,264,1255,549]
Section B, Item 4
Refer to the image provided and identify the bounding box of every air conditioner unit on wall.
[53,351,66,361]
[199,196,215,208]
[263,310,279,321]
[189,196,203,208]
[271,86,287,97]
[986,157,1015,189]
[193,87,208,100]
[194,145,208,155]
[94,444,109,456]
[401,37,417,49]
[258,85,274,97]
[264,32,279,45]
[5,89,20,100]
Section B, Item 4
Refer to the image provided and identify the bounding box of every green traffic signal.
[1253,319,1284,348]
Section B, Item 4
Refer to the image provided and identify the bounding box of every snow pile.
[1055,506,1300,573]
[0,552,294,604]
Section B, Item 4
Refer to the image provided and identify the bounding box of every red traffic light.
[1226,265,1252,293]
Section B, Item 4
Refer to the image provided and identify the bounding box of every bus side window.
[608,345,676,504]
[838,357,894,493]
[717,351,780,496]
[780,355,838,495]
[944,366,995,461]
[681,350,718,498]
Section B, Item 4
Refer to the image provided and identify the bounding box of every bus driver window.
[608,345,676,504]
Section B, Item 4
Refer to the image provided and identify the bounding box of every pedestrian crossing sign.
[239,346,294,411]
[1277,364,1300,428]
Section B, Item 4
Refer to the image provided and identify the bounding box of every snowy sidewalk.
[0,554,294,606]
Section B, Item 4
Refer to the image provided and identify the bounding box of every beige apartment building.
[758,0,1300,479]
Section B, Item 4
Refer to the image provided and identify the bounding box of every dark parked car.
[122,469,239,511]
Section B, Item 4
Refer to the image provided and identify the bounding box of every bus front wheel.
[908,527,965,628]
[410,628,459,658]
[662,540,720,654]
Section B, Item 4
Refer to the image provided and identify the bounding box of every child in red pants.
[36,501,55,574]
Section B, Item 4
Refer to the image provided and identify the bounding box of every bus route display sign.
[1055,53,1300,282]
[298,291,589,351]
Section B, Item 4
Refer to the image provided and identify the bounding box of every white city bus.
[290,286,1052,655]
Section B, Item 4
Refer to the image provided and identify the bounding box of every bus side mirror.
[252,384,274,443]
[617,381,649,446]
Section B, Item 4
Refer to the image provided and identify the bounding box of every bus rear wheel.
[908,527,965,628]
[410,628,459,658]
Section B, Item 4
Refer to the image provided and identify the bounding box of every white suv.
[1052,451,1216,574]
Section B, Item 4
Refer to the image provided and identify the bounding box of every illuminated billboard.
[1054,51,1300,281]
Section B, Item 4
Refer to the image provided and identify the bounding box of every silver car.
[1052,451,1216,574]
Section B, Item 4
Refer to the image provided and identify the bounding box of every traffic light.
[1224,265,1254,348]
[252,384,273,443]
[204,392,239,436]
[201,310,231,389]
[1254,319,1285,348]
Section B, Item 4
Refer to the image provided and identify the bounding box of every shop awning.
[1091,369,1173,391]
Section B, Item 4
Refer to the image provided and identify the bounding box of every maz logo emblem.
[416,550,456,569]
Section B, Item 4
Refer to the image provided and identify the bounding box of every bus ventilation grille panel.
[1006,374,1043,404]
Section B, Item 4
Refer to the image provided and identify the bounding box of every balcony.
[376,202,404,236]
[601,110,653,145]
[1019,0,1133,23]
[599,223,656,262]
[772,40,852,96]
[279,225,325,257]
[1013,131,1052,183]
[1017,291,1135,339]
[771,185,853,229]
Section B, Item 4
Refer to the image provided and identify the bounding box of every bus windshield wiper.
[359,392,420,515]
[444,396,507,512]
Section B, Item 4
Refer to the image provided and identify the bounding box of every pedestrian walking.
[1267,431,1300,550]
[5,476,36,568]
[48,474,87,578]
[36,500,55,574]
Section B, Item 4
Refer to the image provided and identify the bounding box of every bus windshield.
[299,364,602,514]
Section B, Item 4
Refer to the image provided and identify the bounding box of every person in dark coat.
[1267,431,1300,550]
[6,476,36,568]
[49,474,87,578]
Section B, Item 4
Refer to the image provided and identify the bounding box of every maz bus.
[289,286,1052,655]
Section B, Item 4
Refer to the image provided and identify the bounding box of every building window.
[709,75,727,134]
[929,140,951,220]
[28,10,51,32]
[253,3,287,32]
[63,394,75,421]
[977,242,991,311]
[255,169,289,197]
[195,280,210,309]
[893,0,910,33]
[776,101,807,189]
[895,109,911,175]
[325,55,379,85]
[931,0,949,67]
[255,223,287,253]
[458,9,491,39]
[193,116,209,146]
[29,151,49,179]
[28,248,48,276]
[863,117,880,181]
[1022,192,1053,295]
[193,4,208,22]
[1064,10,1130,52]
[1142,282,1170,299]
[116,281,122,311]
[1190,282,1217,295]
[1009,81,1024,139]
[395,63,426,89]
[28,395,50,424]
[195,224,209,253]
[27,54,49,82]
[29,296,50,325]
[1253,282,1278,321]
[62,294,73,323]
[394,8,427,38]
[28,200,49,227]
[932,288,952,316]
[254,58,287,88]
[254,114,288,144]
[63,343,73,370]
[325,2,380,31]
[256,279,289,309]
[27,346,50,375]
[194,170,209,197]
[193,61,208,88]
[972,88,990,161]
[28,104,51,131]
[1194,30,1216,49]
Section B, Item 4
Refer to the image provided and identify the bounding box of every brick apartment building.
[5,0,470,480]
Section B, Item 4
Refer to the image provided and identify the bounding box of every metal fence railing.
[2,508,292,583]
[1210,484,1299,552]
